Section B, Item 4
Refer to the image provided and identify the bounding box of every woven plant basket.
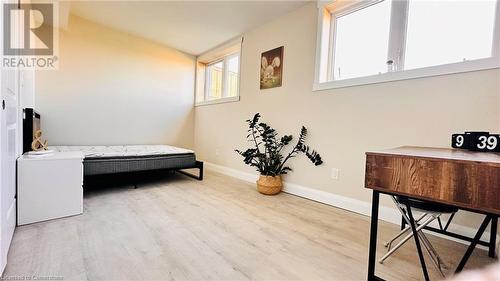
[256,175,283,195]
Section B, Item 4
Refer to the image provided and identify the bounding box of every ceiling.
[68,1,310,55]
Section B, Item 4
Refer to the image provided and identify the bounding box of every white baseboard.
[204,161,497,248]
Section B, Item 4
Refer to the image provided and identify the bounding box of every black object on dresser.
[452,131,500,152]
[22,108,41,153]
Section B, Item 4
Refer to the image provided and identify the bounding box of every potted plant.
[235,113,323,195]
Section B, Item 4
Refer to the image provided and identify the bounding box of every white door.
[0,0,20,272]
[0,68,18,273]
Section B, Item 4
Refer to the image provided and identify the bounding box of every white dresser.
[17,151,84,225]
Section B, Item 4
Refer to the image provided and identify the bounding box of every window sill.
[313,57,500,91]
[195,96,240,107]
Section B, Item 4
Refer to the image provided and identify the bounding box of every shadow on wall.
[35,15,196,147]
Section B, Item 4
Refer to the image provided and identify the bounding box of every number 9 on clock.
[451,134,467,149]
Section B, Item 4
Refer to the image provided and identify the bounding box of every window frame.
[313,0,500,91]
[197,52,241,106]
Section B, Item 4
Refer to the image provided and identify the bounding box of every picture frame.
[260,46,283,90]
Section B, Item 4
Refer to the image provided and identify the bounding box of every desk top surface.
[365,146,500,215]
[366,146,500,166]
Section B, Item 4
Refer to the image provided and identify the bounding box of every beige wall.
[194,3,500,227]
[36,15,195,147]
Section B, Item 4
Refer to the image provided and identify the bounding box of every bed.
[50,145,203,180]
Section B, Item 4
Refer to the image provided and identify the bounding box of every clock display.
[451,131,500,152]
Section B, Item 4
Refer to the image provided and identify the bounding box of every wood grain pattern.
[4,171,494,280]
[365,146,500,215]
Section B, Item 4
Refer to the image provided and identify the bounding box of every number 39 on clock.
[474,134,500,152]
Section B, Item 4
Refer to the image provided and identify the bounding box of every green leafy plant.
[235,113,323,176]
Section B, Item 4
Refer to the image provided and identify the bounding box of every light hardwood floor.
[3,171,496,281]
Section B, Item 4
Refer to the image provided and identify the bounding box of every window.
[314,0,500,90]
[196,49,241,106]
[204,54,240,102]
[206,61,224,100]
[333,0,392,80]
[404,0,496,70]
[226,55,239,97]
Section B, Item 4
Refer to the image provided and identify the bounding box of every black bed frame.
[82,160,204,189]
[176,160,204,181]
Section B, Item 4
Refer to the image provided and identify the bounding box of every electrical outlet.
[331,168,340,180]
[215,148,221,157]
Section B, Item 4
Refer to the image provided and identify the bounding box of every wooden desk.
[365,146,500,281]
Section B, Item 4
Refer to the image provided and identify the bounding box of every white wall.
[35,15,196,148]
[194,3,500,228]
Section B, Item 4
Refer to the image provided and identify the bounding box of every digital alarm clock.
[452,131,500,152]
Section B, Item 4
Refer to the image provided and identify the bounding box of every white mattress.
[50,145,194,158]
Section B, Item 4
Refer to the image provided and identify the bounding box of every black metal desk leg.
[489,216,497,258]
[455,215,492,273]
[404,200,430,281]
[367,191,383,281]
